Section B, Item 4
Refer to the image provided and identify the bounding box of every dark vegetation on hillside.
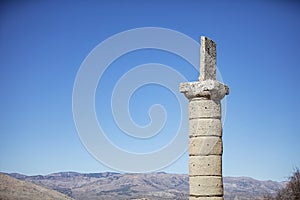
[264,168,300,200]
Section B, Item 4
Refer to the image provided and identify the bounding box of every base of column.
[189,176,223,197]
[190,197,224,200]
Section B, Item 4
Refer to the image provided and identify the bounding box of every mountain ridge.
[3,171,285,200]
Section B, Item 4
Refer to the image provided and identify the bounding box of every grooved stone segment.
[189,176,223,196]
[199,36,216,82]
[189,119,222,137]
[190,197,223,200]
[189,100,221,119]
[189,155,222,176]
[189,137,223,156]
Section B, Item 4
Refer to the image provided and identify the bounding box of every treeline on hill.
[264,168,300,200]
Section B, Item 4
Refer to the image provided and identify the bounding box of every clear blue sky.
[1,0,300,181]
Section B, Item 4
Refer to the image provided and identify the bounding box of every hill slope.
[0,173,74,200]
[224,176,285,199]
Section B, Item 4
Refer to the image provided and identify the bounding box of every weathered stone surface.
[189,137,222,156]
[189,176,223,196]
[190,197,223,200]
[189,155,222,176]
[189,119,222,137]
[180,37,228,101]
[180,36,228,199]
[180,80,229,101]
[189,100,221,119]
[199,36,216,82]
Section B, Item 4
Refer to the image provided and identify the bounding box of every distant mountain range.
[1,172,285,200]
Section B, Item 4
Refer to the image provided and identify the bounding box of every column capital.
[180,80,229,101]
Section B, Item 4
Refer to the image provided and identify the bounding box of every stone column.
[180,36,229,200]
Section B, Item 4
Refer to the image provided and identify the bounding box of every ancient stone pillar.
[180,36,229,200]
